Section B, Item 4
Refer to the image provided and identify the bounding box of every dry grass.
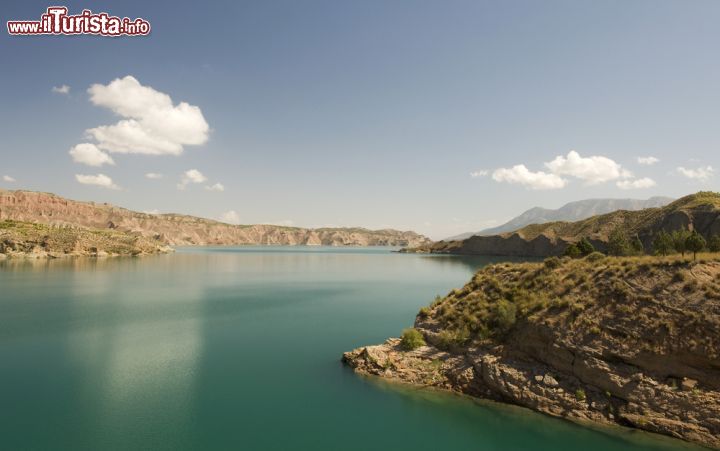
[417,253,720,356]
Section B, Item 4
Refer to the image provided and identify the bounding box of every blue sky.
[1,0,719,239]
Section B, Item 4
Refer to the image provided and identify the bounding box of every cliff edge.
[344,256,720,448]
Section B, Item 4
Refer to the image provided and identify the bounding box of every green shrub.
[491,299,517,334]
[577,237,595,256]
[400,328,426,350]
[544,256,561,269]
[585,251,605,262]
[575,389,586,401]
[436,328,470,349]
[564,244,581,258]
[418,306,431,318]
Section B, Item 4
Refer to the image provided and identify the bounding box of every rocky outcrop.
[0,190,431,247]
[405,191,720,257]
[344,257,720,449]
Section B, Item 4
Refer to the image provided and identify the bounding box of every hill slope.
[0,220,170,257]
[344,256,720,448]
[412,192,720,257]
[447,197,673,241]
[0,190,431,247]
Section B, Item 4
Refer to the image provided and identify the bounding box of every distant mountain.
[408,191,720,257]
[0,190,431,248]
[446,196,674,240]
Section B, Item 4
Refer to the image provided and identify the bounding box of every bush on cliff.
[400,328,426,350]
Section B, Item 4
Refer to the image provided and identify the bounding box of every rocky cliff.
[0,190,431,247]
[407,192,720,257]
[0,220,170,257]
[344,256,720,449]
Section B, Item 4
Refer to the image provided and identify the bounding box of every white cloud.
[268,219,294,227]
[145,172,164,179]
[205,183,225,192]
[637,156,659,166]
[144,209,161,215]
[75,174,120,190]
[69,143,115,167]
[3,175,16,182]
[616,177,656,189]
[470,170,488,178]
[544,150,627,184]
[52,85,70,95]
[84,76,209,155]
[492,165,566,190]
[677,166,714,181]
[177,169,207,190]
[220,210,241,224]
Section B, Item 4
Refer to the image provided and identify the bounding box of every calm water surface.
[0,247,701,450]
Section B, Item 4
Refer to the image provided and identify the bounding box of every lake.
[0,247,700,450]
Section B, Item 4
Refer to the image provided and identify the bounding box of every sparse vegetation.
[415,254,720,350]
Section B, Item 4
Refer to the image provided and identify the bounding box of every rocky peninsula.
[344,255,720,449]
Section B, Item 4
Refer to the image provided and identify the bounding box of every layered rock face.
[0,190,431,247]
[405,192,720,257]
[344,257,720,449]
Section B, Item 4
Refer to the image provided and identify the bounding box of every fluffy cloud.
[637,156,659,166]
[75,174,120,189]
[677,166,714,181]
[177,169,207,190]
[3,175,16,182]
[220,210,241,224]
[616,177,656,189]
[145,172,164,179]
[205,183,225,192]
[545,150,628,184]
[470,170,488,178]
[84,76,209,155]
[52,85,70,95]
[492,165,566,190]
[69,143,115,167]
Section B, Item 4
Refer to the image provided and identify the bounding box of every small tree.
[630,235,644,255]
[685,231,706,261]
[652,230,674,256]
[671,229,690,257]
[564,243,581,258]
[577,237,595,256]
[709,235,720,253]
[608,229,631,256]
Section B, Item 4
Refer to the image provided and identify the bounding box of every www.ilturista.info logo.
[7,6,151,36]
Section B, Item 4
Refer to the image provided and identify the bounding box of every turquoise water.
[0,247,700,450]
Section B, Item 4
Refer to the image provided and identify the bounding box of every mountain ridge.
[0,190,431,247]
[447,196,674,241]
[408,192,720,257]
